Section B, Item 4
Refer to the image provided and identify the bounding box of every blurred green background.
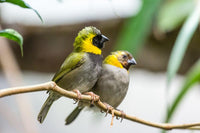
[0,0,200,133]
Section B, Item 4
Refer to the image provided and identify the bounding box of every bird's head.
[104,51,136,70]
[74,26,109,55]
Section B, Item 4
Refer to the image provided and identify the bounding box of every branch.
[0,81,200,130]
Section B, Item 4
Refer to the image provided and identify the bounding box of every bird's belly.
[94,65,129,108]
[104,81,129,107]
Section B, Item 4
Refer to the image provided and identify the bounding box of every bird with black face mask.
[37,26,109,123]
[65,51,136,125]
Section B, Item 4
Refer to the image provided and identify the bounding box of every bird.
[37,26,109,123]
[65,50,136,125]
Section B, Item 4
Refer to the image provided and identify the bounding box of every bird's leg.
[120,110,126,122]
[103,103,112,117]
[72,89,82,104]
[103,102,115,126]
[116,109,126,122]
[83,92,99,105]
[110,109,115,127]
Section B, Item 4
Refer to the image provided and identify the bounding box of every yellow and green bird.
[37,26,109,123]
[65,51,136,125]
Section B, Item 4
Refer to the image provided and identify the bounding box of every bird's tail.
[65,106,84,125]
[37,95,54,123]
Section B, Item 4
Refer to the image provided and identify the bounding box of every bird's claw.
[116,109,126,122]
[84,92,99,105]
[72,89,82,104]
[100,109,104,113]
[120,110,126,122]
[103,103,113,117]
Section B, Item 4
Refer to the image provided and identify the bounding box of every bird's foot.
[84,92,99,105]
[72,89,82,104]
[103,102,115,127]
[116,109,126,122]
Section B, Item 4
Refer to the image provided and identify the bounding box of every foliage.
[0,0,43,22]
[0,0,43,56]
[160,0,200,127]
[114,0,162,55]
[156,0,195,32]
[0,29,23,56]
[166,1,200,87]
[165,59,200,122]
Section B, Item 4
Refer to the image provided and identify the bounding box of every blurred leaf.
[115,0,162,55]
[167,1,200,87]
[0,29,23,56]
[165,59,200,123]
[157,0,195,32]
[0,0,43,22]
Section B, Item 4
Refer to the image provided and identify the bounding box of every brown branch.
[0,81,200,130]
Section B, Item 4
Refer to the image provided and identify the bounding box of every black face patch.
[92,34,109,49]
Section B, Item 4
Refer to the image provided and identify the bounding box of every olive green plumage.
[73,27,101,51]
[52,52,85,83]
[37,26,109,123]
[65,51,136,125]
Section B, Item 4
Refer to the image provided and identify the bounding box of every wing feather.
[52,52,86,83]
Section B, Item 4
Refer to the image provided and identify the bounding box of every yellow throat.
[74,34,101,55]
[103,55,123,68]
[82,35,101,55]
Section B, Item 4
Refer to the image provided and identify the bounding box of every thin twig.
[0,81,200,130]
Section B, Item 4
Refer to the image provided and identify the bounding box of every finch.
[65,51,136,125]
[37,26,109,123]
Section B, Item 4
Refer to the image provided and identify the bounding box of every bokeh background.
[0,0,200,133]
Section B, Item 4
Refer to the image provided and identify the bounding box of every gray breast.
[93,64,129,108]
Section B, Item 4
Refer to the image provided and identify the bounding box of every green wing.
[52,52,86,83]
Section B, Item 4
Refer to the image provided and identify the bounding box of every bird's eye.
[122,54,127,59]
[93,34,102,46]
[93,35,101,42]
[93,36,98,44]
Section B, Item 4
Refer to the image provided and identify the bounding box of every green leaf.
[0,29,23,56]
[114,0,162,55]
[165,59,200,123]
[0,0,43,22]
[167,2,200,87]
[157,0,195,32]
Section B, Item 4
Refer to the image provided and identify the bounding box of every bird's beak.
[101,35,109,43]
[128,58,137,65]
